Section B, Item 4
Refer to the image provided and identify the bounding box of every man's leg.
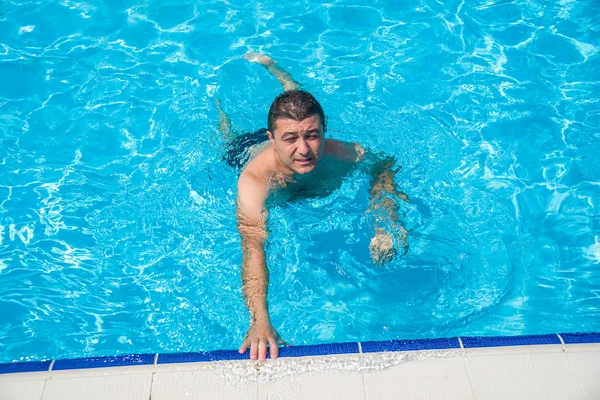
[215,98,234,142]
[244,52,300,91]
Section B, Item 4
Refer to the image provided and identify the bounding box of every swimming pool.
[0,0,599,364]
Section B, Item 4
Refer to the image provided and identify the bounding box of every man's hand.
[370,228,396,265]
[369,227,408,265]
[239,316,284,361]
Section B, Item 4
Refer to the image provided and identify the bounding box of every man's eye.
[285,138,296,143]
[308,135,319,140]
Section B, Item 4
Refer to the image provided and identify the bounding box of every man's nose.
[297,139,309,155]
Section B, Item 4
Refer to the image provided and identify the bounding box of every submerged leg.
[215,98,233,141]
[244,52,300,91]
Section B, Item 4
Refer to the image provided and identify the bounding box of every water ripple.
[0,0,599,363]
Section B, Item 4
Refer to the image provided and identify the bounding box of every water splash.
[212,350,466,385]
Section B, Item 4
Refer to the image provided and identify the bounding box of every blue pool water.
[1,0,599,363]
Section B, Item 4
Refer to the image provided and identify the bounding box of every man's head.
[266,90,327,175]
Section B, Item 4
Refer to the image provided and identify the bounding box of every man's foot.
[244,52,300,91]
[244,52,274,67]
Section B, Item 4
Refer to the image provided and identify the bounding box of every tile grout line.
[362,373,368,400]
[39,380,48,400]
[458,337,464,349]
[557,334,566,352]
[357,343,368,400]
[39,360,55,400]
[256,361,260,400]
[148,354,159,400]
[461,355,478,400]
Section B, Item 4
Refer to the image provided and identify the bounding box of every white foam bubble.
[212,350,465,385]
[118,335,132,344]
[584,236,600,263]
[8,224,34,245]
[19,25,34,34]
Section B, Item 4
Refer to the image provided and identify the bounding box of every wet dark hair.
[267,90,326,135]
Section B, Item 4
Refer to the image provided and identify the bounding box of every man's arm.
[327,139,408,263]
[367,155,409,264]
[236,172,282,360]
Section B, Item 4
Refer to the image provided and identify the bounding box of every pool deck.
[1,333,599,399]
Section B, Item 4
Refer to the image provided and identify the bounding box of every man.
[218,53,408,362]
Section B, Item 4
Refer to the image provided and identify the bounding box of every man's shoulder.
[237,166,269,219]
[238,167,266,190]
[325,139,365,162]
[238,150,272,195]
[241,144,273,173]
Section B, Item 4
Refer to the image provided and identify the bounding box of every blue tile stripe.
[1,332,599,374]
[560,332,600,344]
[361,337,460,353]
[460,334,561,348]
[157,342,359,363]
[158,350,249,364]
[52,353,155,371]
[279,342,359,357]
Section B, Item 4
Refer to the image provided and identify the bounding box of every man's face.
[267,114,325,175]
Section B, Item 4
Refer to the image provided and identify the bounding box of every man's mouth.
[295,158,313,165]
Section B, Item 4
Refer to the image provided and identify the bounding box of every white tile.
[463,344,564,357]
[0,379,46,400]
[154,361,214,373]
[465,350,585,400]
[42,372,153,400]
[258,370,365,400]
[151,368,258,400]
[363,355,474,400]
[0,371,49,382]
[566,351,600,400]
[256,352,366,399]
[564,343,600,353]
[49,365,154,378]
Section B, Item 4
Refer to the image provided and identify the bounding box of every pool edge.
[1,331,599,374]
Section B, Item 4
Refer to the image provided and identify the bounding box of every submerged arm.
[326,140,408,264]
[238,212,270,324]
[367,155,409,264]
[369,156,408,217]
[236,173,282,360]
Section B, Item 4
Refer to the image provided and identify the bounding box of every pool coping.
[1,331,598,375]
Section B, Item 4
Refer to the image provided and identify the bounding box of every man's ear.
[267,130,275,147]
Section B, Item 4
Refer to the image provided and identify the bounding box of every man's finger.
[239,340,249,354]
[372,250,382,265]
[269,338,279,359]
[250,339,259,360]
[258,338,268,361]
